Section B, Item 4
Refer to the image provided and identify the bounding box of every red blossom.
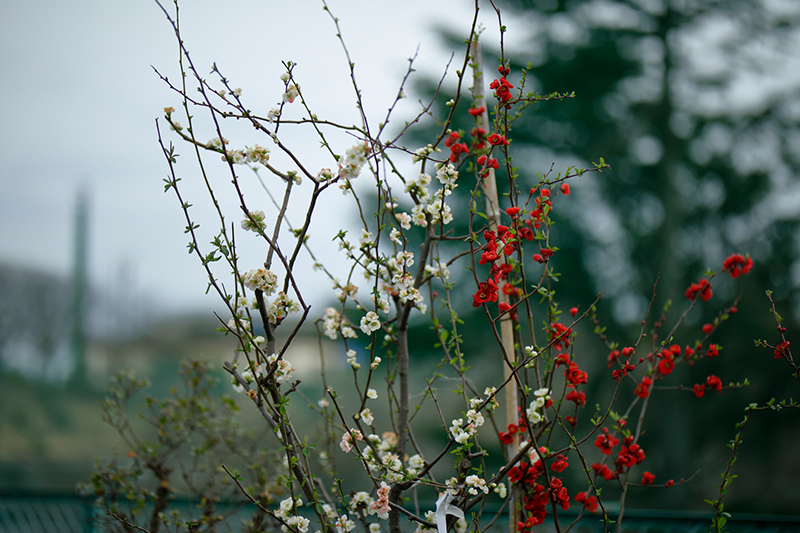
[575,492,598,513]
[570,306,578,317]
[775,341,791,359]
[566,389,586,406]
[634,376,653,398]
[591,462,616,480]
[665,480,674,487]
[622,347,635,358]
[686,278,713,301]
[594,430,620,455]
[490,77,514,102]
[722,253,753,279]
[468,106,485,117]
[470,127,486,138]
[702,323,713,334]
[472,279,499,307]
[551,455,569,473]
[532,254,545,263]
[560,183,570,195]
[707,343,719,357]
[499,432,513,445]
[488,133,510,146]
[693,384,705,398]
[706,374,722,392]
[641,471,656,486]
[657,356,675,376]
[608,349,620,368]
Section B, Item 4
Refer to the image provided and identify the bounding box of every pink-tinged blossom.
[369,482,391,519]
[340,429,363,453]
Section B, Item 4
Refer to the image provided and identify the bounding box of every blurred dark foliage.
[398,0,800,514]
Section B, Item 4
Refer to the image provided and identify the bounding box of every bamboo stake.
[470,38,519,533]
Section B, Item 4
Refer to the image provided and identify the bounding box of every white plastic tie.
[434,492,464,533]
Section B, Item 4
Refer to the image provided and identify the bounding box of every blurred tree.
[400,0,800,513]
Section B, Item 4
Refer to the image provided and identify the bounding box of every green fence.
[2,494,800,533]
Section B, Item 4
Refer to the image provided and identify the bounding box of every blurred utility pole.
[68,188,88,388]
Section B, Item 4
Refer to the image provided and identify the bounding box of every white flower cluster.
[524,345,539,368]
[412,144,441,163]
[267,353,295,384]
[449,418,473,445]
[526,388,551,424]
[359,311,381,335]
[358,408,374,426]
[241,210,267,233]
[231,362,265,393]
[338,142,370,181]
[465,475,489,495]
[276,497,309,533]
[317,168,335,181]
[483,387,500,411]
[243,268,278,296]
[371,295,391,314]
[414,511,437,533]
[424,261,450,281]
[346,349,360,370]
[335,515,356,533]
[208,137,270,167]
[349,491,375,518]
[394,163,456,230]
[266,291,301,324]
[323,308,357,340]
[395,212,412,230]
[346,432,419,483]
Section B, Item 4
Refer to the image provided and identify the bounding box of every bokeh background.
[2,0,800,527]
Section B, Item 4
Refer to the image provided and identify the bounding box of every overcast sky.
[0,0,496,316]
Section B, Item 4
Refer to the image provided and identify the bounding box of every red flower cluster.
[657,354,675,376]
[560,183,570,195]
[775,341,791,359]
[498,422,519,444]
[616,439,646,469]
[565,361,588,387]
[693,383,705,398]
[550,322,572,350]
[685,278,713,301]
[575,491,598,512]
[479,230,499,265]
[551,454,569,473]
[707,343,719,357]
[509,452,569,532]
[467,106,485,117]
[490,77,514,102]
[444,131,469,163]
[722,253,753,279]
[488,133,510,146]
[472,278,498,307]
[706,374,722,393]
[591,462,616,481]
[641,471,656,486]
[477,154,500,170]
[634,376,653,398]
[594,428,620,455]
[566,389,586,406]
